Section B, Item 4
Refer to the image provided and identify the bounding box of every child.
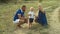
[28,7,35,29]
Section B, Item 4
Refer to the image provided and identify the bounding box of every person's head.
[38,5,44,12]
[38,5,42,10]
[21,5,26,12]
[30,7,34,11]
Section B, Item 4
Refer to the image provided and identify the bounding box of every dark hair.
[22,5,26,8]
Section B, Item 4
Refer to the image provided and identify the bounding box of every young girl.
[28,7,35,29]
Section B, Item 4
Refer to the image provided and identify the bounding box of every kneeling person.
[13,5,27,28]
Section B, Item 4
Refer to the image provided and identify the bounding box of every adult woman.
[36,5,48,26]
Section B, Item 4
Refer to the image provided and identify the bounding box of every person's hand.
[29,14,31,16]
[20,19,25,23]
[21,17,25,20]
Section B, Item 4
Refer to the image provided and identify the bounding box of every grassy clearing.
[0,0,60,34]
[0,2,38,34]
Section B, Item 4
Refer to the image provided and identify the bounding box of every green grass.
[0,0,60,34]
[0,2,38,34]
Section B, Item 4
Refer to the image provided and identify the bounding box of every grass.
[0,2,38,34]
[0,0,60,34]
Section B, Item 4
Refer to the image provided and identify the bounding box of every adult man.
[13,5,27,28]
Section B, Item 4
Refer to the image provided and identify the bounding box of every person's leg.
[17,18,28,28]
[13,19,21,28]
[16,19,25,28]
[28,18,33,29]
[28,22,32,29]
[16,23,21,28]
[18,19,25,27]
[28,18,31,29]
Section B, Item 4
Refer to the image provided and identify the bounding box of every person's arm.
[42,10,45,14]
[18,14,21,19]
[17,9,24,19]
[18,14,25,19]
[33,13,36,18]
[28,14,31,16]
[28,12,31,18]
[18,14,24,22]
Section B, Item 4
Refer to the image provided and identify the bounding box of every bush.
[0,0,9,3]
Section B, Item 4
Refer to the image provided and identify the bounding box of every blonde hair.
[30,7,34,10]
[38,4,44,12]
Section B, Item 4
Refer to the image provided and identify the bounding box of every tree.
[39,0,42,2]
[0,0,10,3]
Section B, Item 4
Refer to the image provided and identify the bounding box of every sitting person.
[13,5,28,28]
[28,7,35,29]
[35,5,48,26]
